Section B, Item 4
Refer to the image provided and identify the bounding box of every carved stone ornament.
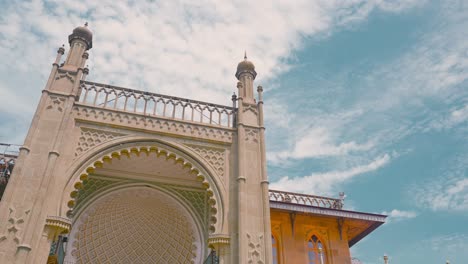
[208,234,230,246]
[45,216,72,235]
[55,71,75,83]
[73,105,234,143]
[245,128,259,143]
[185,144,226,180]
[46,96,67,112]
[0,207,31,244]
[75,128,124,157]
[247,233,264,264]
[242,104,258,115]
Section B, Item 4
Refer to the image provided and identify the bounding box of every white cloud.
[269,127,374,162]
[412,154,468,212]
[449,105,468,126]
[270,154,390,195]
[416,177,468,212]
[382,209,418,222]
[430,233,468,252]
[0,1,425,144]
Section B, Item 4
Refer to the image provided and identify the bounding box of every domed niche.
[92,148,205,189]
[66,187,203,263]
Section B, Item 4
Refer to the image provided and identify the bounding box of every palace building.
[0,25,386,264]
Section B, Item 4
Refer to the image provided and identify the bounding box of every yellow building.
[269,190,385,263]
[0,24,385,264]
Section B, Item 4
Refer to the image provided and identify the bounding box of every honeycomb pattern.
[75,128,124,157]
[168,187,207,224]
[186,145,225,179]
[71,188,200,263]
[74,178,116,210]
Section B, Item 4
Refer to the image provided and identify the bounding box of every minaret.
[63,23,92,70]
[235,52,257,104]
[52,23,92,94]
[232,54,273,263]
[383,254,389,264]
[0,25,92,263]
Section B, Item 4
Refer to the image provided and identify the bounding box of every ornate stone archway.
[60,140,225,235]
[65,186,204,263]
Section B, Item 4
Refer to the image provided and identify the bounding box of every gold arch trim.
[66,144,219,233]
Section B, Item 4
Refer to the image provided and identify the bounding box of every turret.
[62,23,92,71]
[235,52,257,104]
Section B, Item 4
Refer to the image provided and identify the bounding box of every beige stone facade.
[0,25,385,264]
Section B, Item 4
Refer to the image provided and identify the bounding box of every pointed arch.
[306,234,327,264]
[271,234,281,264]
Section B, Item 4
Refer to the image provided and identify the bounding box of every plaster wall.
[270,209,352,264]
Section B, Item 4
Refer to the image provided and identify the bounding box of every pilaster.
[233,57,272,264]
[0,25,92,263]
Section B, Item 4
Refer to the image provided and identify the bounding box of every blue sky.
[0,0,467,263]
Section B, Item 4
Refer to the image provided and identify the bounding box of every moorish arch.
[60,139,225,229]
[58,139,226,263]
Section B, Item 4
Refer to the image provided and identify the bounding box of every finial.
[84,22,88,27]
[231,92,237,108]
[58,44,65,54]
[244,50,247,60]
[339,192,345,200]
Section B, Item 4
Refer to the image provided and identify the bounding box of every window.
[307,235,326,264]
[272,235,280,264]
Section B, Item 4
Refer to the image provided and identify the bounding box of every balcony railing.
[77,81,236,128]
[269,190,344,209]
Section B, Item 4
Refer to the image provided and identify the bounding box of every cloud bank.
[270,154,391,195]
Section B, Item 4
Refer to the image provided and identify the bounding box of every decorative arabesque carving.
[75,128,124,157]
[242,104,258,115]
[46,96,66,112]
[0,208,31,244]
[55,71,75,83]
[72,105,234,143]
[185,144,226,180]
[245,128,259,143]
[247,233,264,264]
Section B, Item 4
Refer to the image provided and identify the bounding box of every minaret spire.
[235,53,257,103]
[62,23,93,71]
